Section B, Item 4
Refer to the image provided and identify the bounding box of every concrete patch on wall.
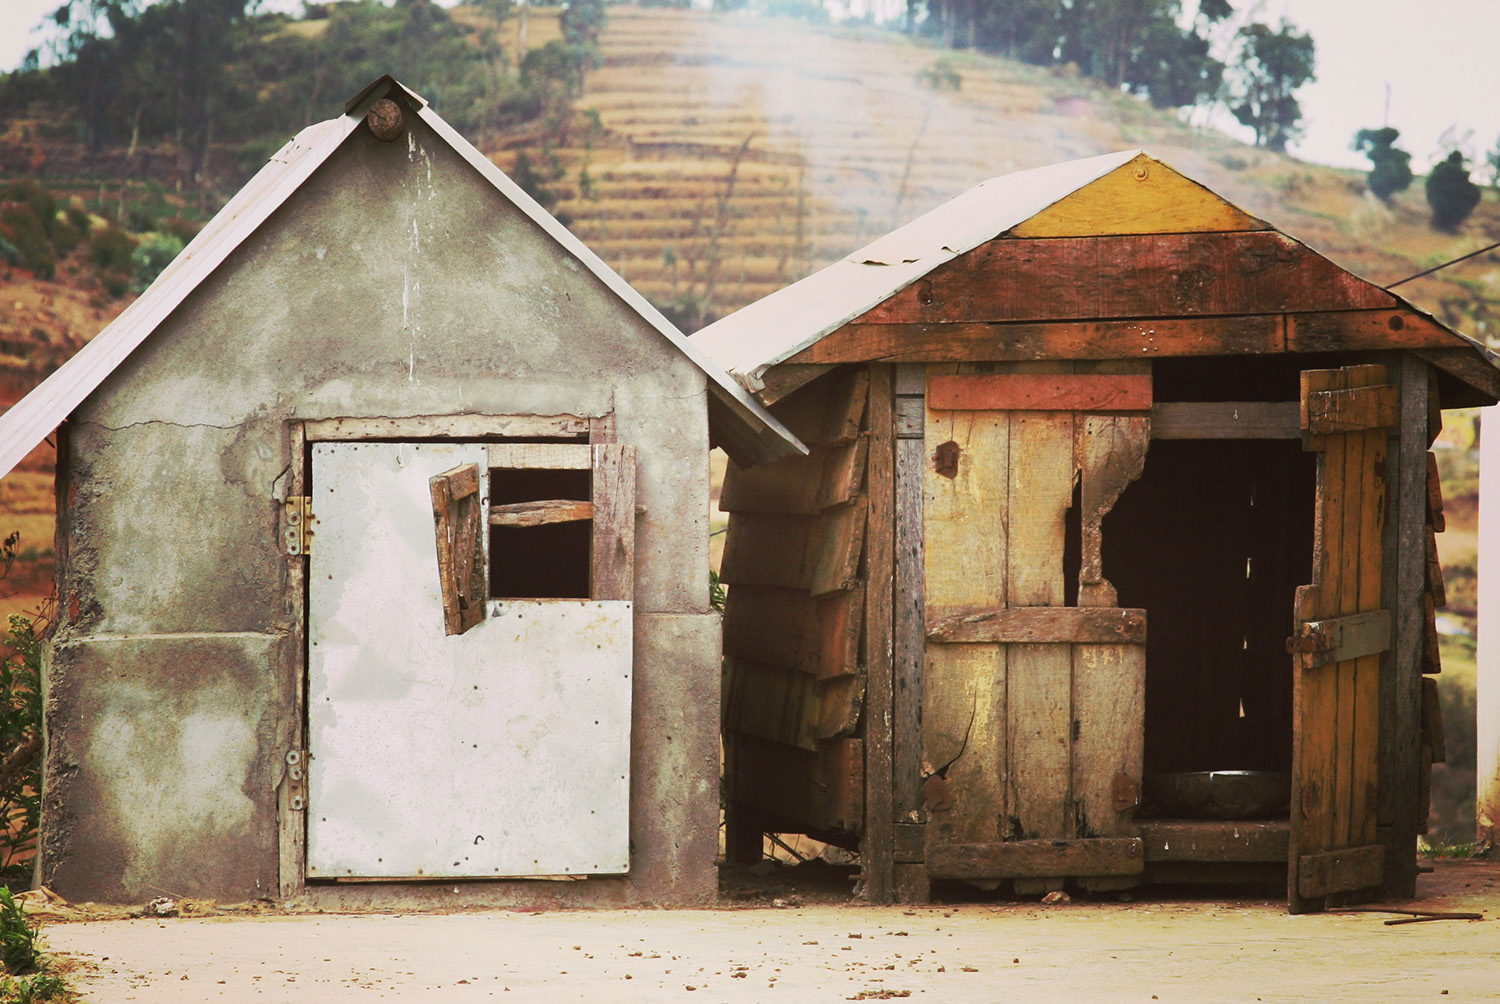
[43,633,284,902]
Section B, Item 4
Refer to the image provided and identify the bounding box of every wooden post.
[1379,356,1427,899]
[1478,405,1500,845]
[892,364,928,902]
[862,364,896,903]
[278,421,308,898]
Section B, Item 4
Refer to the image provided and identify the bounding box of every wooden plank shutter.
[430,463,486,636]
[1287,364,1398,912]
[590,443,636,601]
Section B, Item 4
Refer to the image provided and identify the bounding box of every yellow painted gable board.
[1010,153,1270,238]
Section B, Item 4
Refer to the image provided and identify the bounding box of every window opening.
[488,466,592,599]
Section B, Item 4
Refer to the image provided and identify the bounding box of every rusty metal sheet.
[307,442,631,879]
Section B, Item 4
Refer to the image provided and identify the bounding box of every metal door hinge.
[284,749,309,811]
[284,497,313,556]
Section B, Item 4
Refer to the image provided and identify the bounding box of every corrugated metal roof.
[690,149,1143,390]
[0,76,805,479]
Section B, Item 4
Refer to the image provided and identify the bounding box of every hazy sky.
[1,0,1496,173]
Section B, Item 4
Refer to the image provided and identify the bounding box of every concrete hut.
[693,150,1500,912]
[0,77,802,906]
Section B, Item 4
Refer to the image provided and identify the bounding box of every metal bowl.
[1145,771,1291,820]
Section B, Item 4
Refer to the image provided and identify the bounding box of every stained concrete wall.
[42,102,720,905]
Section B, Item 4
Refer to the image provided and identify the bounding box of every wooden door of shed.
[1287,365,1399,911]
[921,363,1149,890]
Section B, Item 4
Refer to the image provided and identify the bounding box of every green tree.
[560,0,606,47]
[1354,127,1414,204]
[1227,19,1316,152]
[1425,150,1482,232]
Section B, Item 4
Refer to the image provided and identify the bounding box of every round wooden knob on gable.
[367,98,405,142]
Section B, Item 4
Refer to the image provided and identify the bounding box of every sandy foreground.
[40,859,1500,1003]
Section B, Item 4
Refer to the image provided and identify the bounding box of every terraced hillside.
[501,6,1500,336]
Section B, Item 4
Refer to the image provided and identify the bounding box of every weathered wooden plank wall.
[720,368,873,855]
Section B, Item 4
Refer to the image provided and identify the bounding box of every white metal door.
[306,441,632,879]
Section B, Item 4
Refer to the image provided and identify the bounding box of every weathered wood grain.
[1005,406,1075,846]
[769,367,869,446]
[1008,154,1268,238]
[590,444,636,602]
[928,373,1152,412]
[721,585,863,680]
[1414,347,1500,403]
[1150,402,1300,440]
[430,463,486,636]
[922,364,1010,847]
[304,413,592,440]
[1426,527,1446,608]
[926,606,1146,644]
[719,499,868,596]
[1071,643,1144,844]
[1297,844,1384,899]
[1426,452,1445,532]
[1379,356,1429,900]
[1302,384,1400,435]
[1285,310,1461,353]
[724,657,816,750]
[1421,677,1447,765]
[279,421,308,897]
[892,364,927,835]
[1077,415,1149,599]
[758,363,837,405]
[1138,821,1289,863]
[720,437,869,515]
[794,316,1284,365]
[856,233,1396,326]
[926,838,1144,879]
[863,364,897,903]
[1289,364,1394,912]
[487,442,593,469]
[488,499,594,527]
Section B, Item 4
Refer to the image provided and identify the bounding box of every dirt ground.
[35,858,1500,1003]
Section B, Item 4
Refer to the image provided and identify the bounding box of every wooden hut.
[693,150,1500,912]
[0,77,801,907]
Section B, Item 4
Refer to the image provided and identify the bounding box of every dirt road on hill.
[39,859,1500,1003]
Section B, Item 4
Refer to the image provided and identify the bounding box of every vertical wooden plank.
[1350,367,1387,851]
[1070,643,1145,834]
[922,363,1009,851]
[893,364,927,860]
[862,364,896,904]
[1290,366,1341,913]
[1329,368,1366,854]
[1005,409,1075,851]
[279,421,307,898]
[591,444,636,601]
[1380,355,1428,899]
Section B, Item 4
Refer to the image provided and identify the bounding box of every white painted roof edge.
[0,114,359,480]
[0,76,805,481]
[691,150,1144,390]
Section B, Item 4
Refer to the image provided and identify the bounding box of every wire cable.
[1384,238,1500,289]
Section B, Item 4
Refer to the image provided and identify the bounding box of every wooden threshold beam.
[926,838,1145,880]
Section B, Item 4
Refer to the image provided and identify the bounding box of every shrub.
[0,598,46,893]
[917,57,962,91]
[88,226,135,274]
[131,233,184,293]
[0,208,54,281]
[1427,151,1482,232]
